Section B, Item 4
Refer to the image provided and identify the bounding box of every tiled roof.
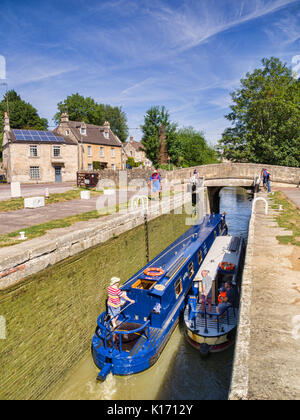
[61,121,122,147]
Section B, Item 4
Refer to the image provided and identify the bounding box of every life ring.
[219,261,235,271]
[144,267,165,277]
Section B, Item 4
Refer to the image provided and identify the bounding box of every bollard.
[19,231,27,240]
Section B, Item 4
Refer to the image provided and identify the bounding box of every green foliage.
[0,90,48,159]
[141,106,219,167]
[126,157,142,168]
[176,127,219,167]
[92,161,101,170]
[53,93,128,142]
[218,57,300,167]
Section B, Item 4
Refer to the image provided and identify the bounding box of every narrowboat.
[184,235,245,356]
[92,213,227,381]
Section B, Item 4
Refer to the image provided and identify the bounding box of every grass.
[269,191,300,247]
[0,188,103,213]
[0,189,180,248]
[0,200,131,248]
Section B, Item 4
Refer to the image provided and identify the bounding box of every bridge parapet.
[167,163,300,185]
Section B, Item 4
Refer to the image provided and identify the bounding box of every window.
[65,130,70,136]
[104,131,109,139]
[188,261,194,278]
[29,145,38,157]
[88,146,92,157]
[219,224,222,234]
[80,127,86,136]
[30,166,40,179]
[111,148,115,158]
[88,163,93,171]
[175,277,183,299]
[100,147,104,158]
[111,164,116,171]
[53,146,61,157]
[198,250,203,265]
[214,230,217,239]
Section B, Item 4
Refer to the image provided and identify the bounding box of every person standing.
[107,277,135,329]
[149,169,162,200]
[266,170,271,193]
[200,269,212,313]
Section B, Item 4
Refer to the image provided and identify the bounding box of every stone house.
[54,113,124,172]
[2,111,125,183]
[123,136,152,167]
[2,112,78,183]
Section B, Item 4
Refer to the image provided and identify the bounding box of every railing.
[188,297,237,334]
[96,308,151,353]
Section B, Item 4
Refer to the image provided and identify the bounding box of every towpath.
[0,190,137,235]
[230,188,300,400]
[0,182,75,201]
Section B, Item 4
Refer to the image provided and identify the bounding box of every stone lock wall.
[0,210,189,400]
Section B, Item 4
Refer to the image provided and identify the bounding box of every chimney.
[4,112,10,132]
[129,136,134,143]
[61,112,69,124]
[80,121,87,136]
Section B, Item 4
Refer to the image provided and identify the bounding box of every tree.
[177,127,219,167]
[53,93,128,142]
[0,90,48,160]
[140,106,179,167]
[218,57,300,167]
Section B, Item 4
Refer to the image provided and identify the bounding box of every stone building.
[1,112,125,183]
[2,112,78,183]
[54,113,124,171]
[123,136,152,167]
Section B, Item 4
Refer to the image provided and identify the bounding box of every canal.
[47,186,252,400]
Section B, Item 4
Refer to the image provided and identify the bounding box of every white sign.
[11,182,21,198]
[24,196,45,208]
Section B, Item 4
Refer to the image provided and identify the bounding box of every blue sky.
[0,0,299,144]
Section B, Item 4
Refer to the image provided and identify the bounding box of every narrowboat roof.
[193,235,243,282]
[122,214,223,297]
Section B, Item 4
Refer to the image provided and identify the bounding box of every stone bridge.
[166,162,300,213]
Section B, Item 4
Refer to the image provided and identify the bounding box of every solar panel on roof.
[13,129,65,143]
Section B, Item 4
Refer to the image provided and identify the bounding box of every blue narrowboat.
[92,213,227,381]
[183,235,245,356]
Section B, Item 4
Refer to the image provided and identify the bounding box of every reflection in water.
[49,187,252,401]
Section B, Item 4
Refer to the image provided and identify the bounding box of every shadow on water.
[156,322,235,400]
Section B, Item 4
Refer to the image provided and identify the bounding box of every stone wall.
[0,208,190,400]
[89,163,300,190]
[6,143,78,183]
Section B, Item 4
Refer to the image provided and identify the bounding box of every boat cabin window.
[198,250,203,265]
[132,279,157,290]
[188,261,194,278]
[175,277,183,299]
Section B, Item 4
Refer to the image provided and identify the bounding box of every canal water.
[48,187,252,400]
